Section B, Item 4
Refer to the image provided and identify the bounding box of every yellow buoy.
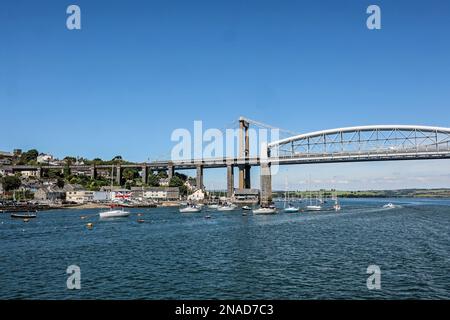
[86,223,94,229]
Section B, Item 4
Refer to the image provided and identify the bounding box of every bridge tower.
[238,117,251,189]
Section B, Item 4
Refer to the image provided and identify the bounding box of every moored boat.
[217,203,237,211]
[10,212,37,219]
[179,205,202,213]
[284,206,299,213]
[306,205,322,211]
[253,207,277,215]
[99,206,130,218]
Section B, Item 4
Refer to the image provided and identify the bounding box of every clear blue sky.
[1,0,450,190]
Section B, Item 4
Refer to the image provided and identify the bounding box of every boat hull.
[306,206,322,211]
[179,207,201,213]
[99,210,130,218]
[253,208,277,215]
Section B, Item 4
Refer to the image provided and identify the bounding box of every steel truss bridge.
[266,125,450,164]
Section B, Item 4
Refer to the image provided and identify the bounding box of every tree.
[56,178,65,189]
[169,176,187,196]
[18,149,38,164]
[175,172,188,181]
[2,176,21,191]
[63,156,77,165]
[169,176,184,187]
[157,171,168,179]
[123,168,139,181]
[147,173,159,187]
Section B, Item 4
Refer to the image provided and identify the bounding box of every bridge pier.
[115,166,122,186]
[260,162,272,205]
[196,165,204,190]
[167,164,174,180]
[227,165,234,198]
[238,117,251,189]
[141,166,148,184]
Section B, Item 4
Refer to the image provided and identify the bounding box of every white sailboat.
[333,192,341,211]
[306,176,322,211]
[99,206,130,218]
[179,205,202,213]
[253,207,277,214]
[217,203,237,211]
[99,166,130,218]
[283,178,299,213]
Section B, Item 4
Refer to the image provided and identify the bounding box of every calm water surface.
[0,198,449,299]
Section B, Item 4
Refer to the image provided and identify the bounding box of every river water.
[0,198,449,299]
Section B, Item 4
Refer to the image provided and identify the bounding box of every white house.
[37,153,53,164]
[187,189,205,201]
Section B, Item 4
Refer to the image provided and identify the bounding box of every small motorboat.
[253,207,277,215]
[207,204,219,209]
[383,203,395,209]
[242,206,252,210]
[11,212,37,219]
[99,206,130,218]
[179,205,201,213]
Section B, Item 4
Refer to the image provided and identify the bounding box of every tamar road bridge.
[3,118,450,205]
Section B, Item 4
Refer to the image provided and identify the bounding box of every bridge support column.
[167,165,174,179]
[37,168,43,179]
[196,165,204,190]
[141,166,148,184]
[227,165,234,198]
[238,165,251,189]
[260,163,272,205]
[115,166,122,186]
[238,117,250,189]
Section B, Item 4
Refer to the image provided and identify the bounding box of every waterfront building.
[187,189,205,201]
[66,190,95,204]
[93,191,110,202]
[34,186,66,201]
[137,187,179,201]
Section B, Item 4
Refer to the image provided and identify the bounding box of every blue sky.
[1,0,450,190]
